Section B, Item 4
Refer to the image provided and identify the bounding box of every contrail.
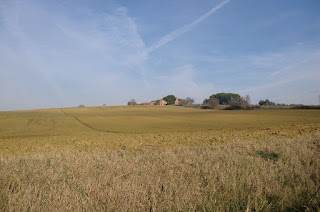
[145,0,231,55]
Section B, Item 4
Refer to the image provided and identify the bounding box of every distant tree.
[264,99,273,105]
[207,98,219,109]
[78,105,85,107]
[178,99,189,106]
[186,97,195,104]
[127,99,137,106]
[258,99,275,106]
[163,95,176,105]
[210,93,240,105]
[103,104,107,106]
[276,103,287,106]
[265,99,275,105]
[227,97,250,110]
[245,95,251,105]
[203,98,209,104]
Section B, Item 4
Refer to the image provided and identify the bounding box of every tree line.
[126,92,288,110]
[78,93,287,110]
[202,93,252,110]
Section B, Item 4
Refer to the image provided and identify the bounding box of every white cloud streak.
[218,48,320,104]
[144,0,231,55]
[0,1,148,110]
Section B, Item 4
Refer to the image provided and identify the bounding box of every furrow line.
[59,108,122,134]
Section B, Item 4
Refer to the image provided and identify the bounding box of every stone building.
[157,99,167,106]
[149,100,157,106]
[175,98,179,105]
[144,97,179,106]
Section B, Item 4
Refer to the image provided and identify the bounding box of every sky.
[0,0,320,110]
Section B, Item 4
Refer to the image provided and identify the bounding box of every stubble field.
[0,106,319,211]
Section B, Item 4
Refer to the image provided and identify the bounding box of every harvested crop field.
[0,106,320,211]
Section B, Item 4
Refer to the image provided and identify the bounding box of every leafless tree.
[207,98,219,109]
[186,97,195,104]
[245,95,251,105]
[229,97,250,110]
[178,99,189,106]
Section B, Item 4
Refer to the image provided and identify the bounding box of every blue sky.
[0,0,319,110]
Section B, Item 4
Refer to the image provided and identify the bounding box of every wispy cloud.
[213,47,320,104]
[178,43,320,104]
[0,1,148,109]
[1,0,319,109]
[144,0,231,55]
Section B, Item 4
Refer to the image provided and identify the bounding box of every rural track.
[59,108,127,134]
[59,108,194,134]
[60,108,216,134]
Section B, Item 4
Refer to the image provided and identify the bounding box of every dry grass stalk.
[0,134,319,211]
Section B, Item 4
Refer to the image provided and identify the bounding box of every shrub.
[207,98,219,109]
[247,105,261,110]
[225,97,250,110]
[291,105,320,110]
[186,97,195,104]
[178,99,189,106]
[200,105,213,109]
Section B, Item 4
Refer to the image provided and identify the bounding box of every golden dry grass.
[0,106,320,211]
[0,106,319,154]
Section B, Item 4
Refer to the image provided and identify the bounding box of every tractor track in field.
[59,108,197,134]
[59,108,125,134]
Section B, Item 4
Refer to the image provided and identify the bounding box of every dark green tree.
[163,95,176,105]
[209,93,240,105]
[258,99,275,106]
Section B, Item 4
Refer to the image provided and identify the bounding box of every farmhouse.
[175,98,179,105]
[146,97,180,106]
[157,99,167,106]
[149,100,158,106]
